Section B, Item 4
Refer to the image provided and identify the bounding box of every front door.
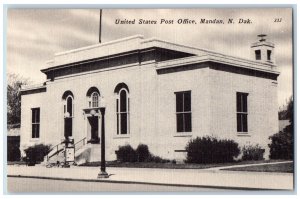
[64,117,72,137]
[88,116,99,143]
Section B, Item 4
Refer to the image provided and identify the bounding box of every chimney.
[251,34,275,64]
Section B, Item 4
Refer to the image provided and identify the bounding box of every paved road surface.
[7,177,229,193]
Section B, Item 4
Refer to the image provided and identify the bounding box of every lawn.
[79,159,289,169]
[222,162,294,173]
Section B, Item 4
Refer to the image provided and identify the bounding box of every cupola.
[251,34,275,64]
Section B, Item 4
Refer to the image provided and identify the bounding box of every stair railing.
[46,142,64,161]
[46,137,86,162]
[74,137,86,152]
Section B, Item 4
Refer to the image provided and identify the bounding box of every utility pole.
[99,9,102,43]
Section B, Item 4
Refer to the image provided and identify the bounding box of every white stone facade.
[20,35,279,161]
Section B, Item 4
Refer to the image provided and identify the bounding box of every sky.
[6,8,293,108]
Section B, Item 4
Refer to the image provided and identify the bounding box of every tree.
[7,73,30,125]
[286,96,294,125]
[278,97,293,120]
[269,96,293,160]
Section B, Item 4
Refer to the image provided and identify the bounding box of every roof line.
[41,47,159,73]
[41,35,277,73]
[156,55,279,75]
[142,37,276,67]
[54,35,144,56]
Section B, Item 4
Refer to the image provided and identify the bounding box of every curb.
[7,175,284,191]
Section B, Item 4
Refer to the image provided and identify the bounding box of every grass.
[222,162,294,173]
[79,159,288,169]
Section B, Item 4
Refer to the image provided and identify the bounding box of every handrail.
[74,137,86,152]
[46,142,64,161]
[74,137,86,145]
[47,148,64,160]
[48,141,63,153]
[46,137,86,161]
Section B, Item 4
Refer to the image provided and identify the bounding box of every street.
[7,177,228,192]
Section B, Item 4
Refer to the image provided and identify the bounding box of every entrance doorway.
[88,116,100,144]
[64,118,72,137]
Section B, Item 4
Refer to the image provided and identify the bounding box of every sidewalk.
[204,160,294,171]
[7,164,293,190]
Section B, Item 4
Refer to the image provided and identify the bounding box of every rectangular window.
[31,108,40,138]
[175,91,192,132]
[236,92,248,133]
[255,50,261,60]
[267,50,272,61]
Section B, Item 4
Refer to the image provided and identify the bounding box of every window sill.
[30,138,40,142]
[237,133,251,137]
[113,135,130,139]
[173,133,192,137]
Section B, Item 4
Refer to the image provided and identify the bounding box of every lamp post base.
[97,171,109,178]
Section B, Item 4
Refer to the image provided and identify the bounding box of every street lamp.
[98,96,109,178]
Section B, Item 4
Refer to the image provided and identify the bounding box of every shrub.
[24,144,51,164]
[136,144,151,162]
[115,144,137,162]
[269,127,293,160]
[148,155,170,163]
[242,144,265,161]
[116,144,172,163]
[185,136,240,164]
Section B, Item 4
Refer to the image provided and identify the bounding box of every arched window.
[66,96,73,117]
[86,87,100,108]
[62,91,74,118]
[62,91,74,137]
[91,92,99,108]
[115,84,130,135]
